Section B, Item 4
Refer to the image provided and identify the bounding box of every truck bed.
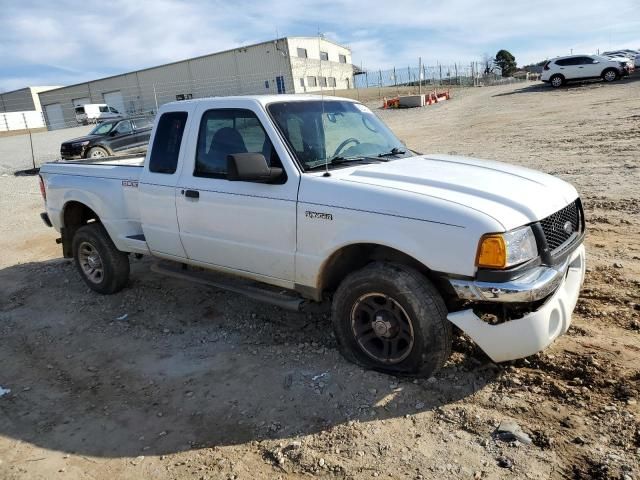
[40,155,147,255]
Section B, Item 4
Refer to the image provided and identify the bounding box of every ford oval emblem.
[563,221,574,234]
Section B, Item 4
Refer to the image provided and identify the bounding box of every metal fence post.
[418,57,422,96]
[394,67,398,96]
[153,83,159,112]
[378,70,382,100]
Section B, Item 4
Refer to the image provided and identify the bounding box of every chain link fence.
[0,58,530,173]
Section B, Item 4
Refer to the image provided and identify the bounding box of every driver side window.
[194,109,281,178]
[115,120,132,135]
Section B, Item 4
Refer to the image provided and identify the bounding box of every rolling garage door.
[44,103,65,130]
[103,91,125,115]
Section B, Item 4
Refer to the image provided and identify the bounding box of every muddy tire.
[72,223,129,294]
[331,262,452,377]
[87,146,108,159]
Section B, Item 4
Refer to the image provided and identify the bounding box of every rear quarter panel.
[40,163,144,252]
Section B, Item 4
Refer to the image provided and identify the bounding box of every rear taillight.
[39,174,46,201]
[543,61,551,71]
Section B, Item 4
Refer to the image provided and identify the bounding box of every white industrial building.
[38,36,354,130]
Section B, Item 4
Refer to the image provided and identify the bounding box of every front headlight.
[72,140,90,147]
[476,226,538,269]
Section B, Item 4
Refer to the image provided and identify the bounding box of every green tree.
[494,50,517,77]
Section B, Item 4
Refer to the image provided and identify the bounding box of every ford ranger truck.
[38,95,586,377]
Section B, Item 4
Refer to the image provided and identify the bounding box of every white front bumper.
[447,245,586,362]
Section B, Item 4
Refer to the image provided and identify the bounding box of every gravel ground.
[0,78,639,480]
[0,125,93,173]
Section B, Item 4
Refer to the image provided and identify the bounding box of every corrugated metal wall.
[36,37,351,130]
[0,88,37,113]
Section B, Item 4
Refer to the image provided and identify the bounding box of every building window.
[299,78,305,87]
[319,77,327,87]
[265,80,270,89]
[176,93,193,101]
[307,76,317,87]
[328,77,336,87]
[320,51,329,61]
[339,54,347,64]
[297,48,308,58]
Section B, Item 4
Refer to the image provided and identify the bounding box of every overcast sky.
[1,0,639,91]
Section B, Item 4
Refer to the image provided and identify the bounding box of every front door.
[175,106,297,282]
[109,120,136,153]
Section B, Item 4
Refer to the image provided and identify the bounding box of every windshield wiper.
[306,156,369,171]
[377,147,406,157]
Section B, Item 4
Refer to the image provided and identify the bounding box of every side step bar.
[150,262,305,312]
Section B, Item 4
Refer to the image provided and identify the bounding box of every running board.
[150,262,305,312]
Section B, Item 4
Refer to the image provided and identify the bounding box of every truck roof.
[164,94,359,108]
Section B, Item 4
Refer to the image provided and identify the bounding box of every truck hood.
[336,154,579,230]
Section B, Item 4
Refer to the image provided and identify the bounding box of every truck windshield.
[89,121,117,135]
[267,100,412,171]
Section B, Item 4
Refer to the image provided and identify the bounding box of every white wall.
[287,38,354,93]
[0,111,45,132]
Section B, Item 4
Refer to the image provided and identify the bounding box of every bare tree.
[482,53,494,75]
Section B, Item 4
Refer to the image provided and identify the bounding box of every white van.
[75,104,123,125]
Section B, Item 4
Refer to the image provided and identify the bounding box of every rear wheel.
[87,146,108,159]
[331,262,452,377]
[72,223,129,294]
[550,74,564,88]
[602,68,618,82]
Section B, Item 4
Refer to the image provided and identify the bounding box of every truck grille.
[540,200,581,252]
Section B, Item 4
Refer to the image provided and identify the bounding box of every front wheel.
[87,146,108,159]
[549,74,564,88]
[602,68,619,82]
[331,262,452,377]
[72,223,130,294]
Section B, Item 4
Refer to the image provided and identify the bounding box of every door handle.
[184,189,200,199]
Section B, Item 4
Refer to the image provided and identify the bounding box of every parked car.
[541,55,629,87]
[602,50,640,68]
[39,95,585,377]
[75,104,123,125]
[60,116,154,160]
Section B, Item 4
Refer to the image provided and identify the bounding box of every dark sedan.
[60,116,155,160]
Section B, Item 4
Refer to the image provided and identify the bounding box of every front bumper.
[60,144,86,160]
[447,244,585,362]
[449,256,571,303]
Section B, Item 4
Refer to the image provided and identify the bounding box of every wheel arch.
[60,200,101,257]
[315,242,452,301]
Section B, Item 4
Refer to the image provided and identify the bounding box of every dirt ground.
[0,78,638,480]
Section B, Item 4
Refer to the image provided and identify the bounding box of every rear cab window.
[149,112,188,174]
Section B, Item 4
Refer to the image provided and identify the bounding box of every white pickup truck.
[39,95,586,377]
